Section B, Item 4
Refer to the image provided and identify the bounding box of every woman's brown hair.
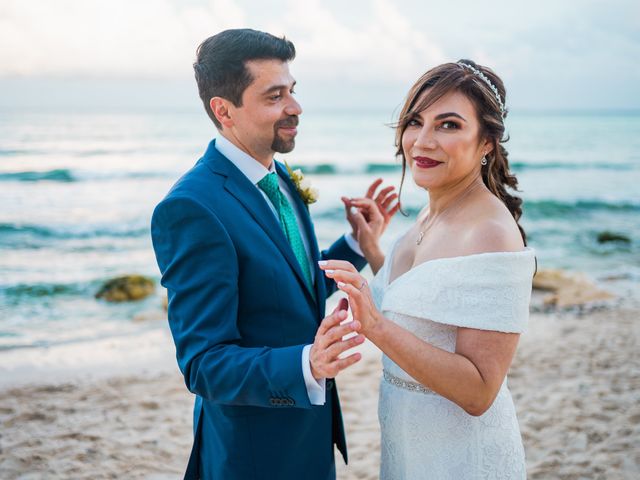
[395,59,526,244]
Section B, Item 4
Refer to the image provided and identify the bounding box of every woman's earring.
[481,156,488,166]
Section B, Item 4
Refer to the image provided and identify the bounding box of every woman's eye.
[407,118,421,127]
[441,120,459,130]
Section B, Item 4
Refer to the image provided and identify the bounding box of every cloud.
[0,0,446,84]
[266,0,446,83]
[0,0,246,77]
[0,0,638,108]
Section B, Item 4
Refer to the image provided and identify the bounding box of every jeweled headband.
[457,62,506,119]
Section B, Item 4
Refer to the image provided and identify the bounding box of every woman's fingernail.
[337,282,346,288]
[318,260,328,266]
[325,269,335,274]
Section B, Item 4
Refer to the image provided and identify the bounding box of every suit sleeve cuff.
[344,232,364,257]
[302,344,326,405]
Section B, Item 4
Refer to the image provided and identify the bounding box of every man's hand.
[309,298,364,380]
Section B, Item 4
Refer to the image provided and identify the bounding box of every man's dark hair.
[193,29,296,128]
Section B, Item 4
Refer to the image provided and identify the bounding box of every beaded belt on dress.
[383,370,435,395]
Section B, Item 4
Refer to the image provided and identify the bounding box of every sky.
[0,0,639,111]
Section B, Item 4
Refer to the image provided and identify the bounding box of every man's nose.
[285,96,302,116]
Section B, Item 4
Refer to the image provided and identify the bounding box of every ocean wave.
[0,169,173,183]
[293,163,402,175]
[524,199,640,218]
[295,161,635,176]
[365,163,403,173]
[0,223,149,240]
[0,148,40,156]
[0,169,76,182]
[1,162,633,184]
[294,164,338,175]
[0,282,97,310]
[314,205,422,220]
[313,199,640,222]
[0,282,89,299]
[511,162,636,171]
[0,147,150,157]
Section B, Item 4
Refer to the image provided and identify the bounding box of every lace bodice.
[371,235,535,479]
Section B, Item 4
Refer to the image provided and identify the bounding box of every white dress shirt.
[215,135,362,405]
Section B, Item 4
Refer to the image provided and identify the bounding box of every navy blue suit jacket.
[151,139,367,479]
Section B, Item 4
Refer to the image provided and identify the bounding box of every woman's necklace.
[416,182,483,245]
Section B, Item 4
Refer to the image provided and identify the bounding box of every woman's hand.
[342,178,400,243]
[343,197,386,271]
[318,260,383,336]
[341,179,399,273]
[364,178,401,231]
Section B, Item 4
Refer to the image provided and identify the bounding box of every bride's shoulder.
[463,199,524,254]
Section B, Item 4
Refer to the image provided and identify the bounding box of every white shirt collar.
[214,134,275,185]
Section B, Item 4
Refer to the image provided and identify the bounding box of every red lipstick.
[414,156,443,169]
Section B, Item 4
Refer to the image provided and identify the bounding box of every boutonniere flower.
[285,161,319,206]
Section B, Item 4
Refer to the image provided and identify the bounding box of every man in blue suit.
[151,29,397,479]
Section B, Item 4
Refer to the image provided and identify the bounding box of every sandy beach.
[1,303,639,479]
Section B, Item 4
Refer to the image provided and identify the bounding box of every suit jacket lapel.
[276,162,324,312]
[202,141,316,306]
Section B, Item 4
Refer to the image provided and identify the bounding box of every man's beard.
[271,115,299,153]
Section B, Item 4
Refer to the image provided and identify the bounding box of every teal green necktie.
[258,172,313,293]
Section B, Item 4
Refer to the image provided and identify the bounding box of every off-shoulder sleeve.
[381,249,536,333]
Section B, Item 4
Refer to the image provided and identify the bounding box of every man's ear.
[210,97,234,129]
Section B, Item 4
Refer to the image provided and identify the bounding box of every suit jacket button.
[327,379,334,390]
[270,398,277,405]
[287,398,295,406]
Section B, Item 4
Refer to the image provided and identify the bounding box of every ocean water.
[1,108,639,350]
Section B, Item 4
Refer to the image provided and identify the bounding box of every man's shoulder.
[167,161,210,196]
[164,152,226,199]
[152,160,225,223]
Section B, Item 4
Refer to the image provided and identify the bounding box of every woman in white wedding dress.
[321,61,535,479]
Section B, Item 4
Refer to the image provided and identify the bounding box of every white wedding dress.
[370,236,535,479]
